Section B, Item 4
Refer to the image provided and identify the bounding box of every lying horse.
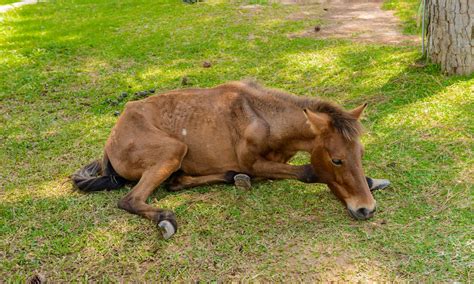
[73,81,388,239]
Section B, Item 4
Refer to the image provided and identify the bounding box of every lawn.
[383,0,421,34]
[0,0,472,282]
[0,0,18,5]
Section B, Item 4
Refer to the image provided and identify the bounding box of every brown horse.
[72,81,389,239]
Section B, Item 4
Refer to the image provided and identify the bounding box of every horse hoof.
[234,174,251,190]
[370,178,391,191]
[158,220,176,240]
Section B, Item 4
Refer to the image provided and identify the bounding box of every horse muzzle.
[348,206,376,220]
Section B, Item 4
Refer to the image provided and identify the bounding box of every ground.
[0,0,473,282]
[286,0,418,44]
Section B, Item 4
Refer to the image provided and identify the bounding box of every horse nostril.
[357,208,369,217]
[356,207,375,218]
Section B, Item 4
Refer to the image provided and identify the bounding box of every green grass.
[1,0,473,282]
[383,0,421,34]
[0,0,18,5]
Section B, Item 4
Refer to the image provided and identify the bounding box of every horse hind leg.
[117,141,187,239]
[165,172,234,192]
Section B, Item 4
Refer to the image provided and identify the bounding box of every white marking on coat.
[181,128,187,136]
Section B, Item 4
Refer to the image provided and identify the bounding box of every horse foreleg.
[250,159,322,183]
[250,160,387,189]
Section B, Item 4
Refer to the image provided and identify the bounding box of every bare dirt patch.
[286,0,419,44]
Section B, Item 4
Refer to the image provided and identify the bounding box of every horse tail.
[71,155,127,192]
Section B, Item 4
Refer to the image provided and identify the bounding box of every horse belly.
[179,127,239,175]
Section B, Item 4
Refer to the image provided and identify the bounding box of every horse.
[72,80,389,239]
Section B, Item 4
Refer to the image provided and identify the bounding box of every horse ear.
[303,109,330,134]
[349,103,367,120]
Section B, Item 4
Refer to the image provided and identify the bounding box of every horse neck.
[262,107,316,152]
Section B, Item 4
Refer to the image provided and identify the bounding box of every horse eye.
[331,159,343,166]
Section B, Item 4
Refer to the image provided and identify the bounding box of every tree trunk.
[426,0,473,75]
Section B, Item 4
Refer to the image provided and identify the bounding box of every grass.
[0,0,473,282]
[383,0,421,34]
[0,0,18,5]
